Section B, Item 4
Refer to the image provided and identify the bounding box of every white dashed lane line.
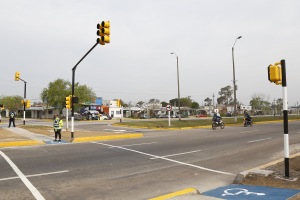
[109,142,158,148]
[248,138,271,143]
[150,150,202,159]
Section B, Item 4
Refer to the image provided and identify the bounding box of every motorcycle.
[243,118,253,127]
[212,119,225,130]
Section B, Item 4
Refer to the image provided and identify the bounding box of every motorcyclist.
[244,111,252,122]
[212,112,222,124]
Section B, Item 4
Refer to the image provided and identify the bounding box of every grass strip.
[117,115,300,128]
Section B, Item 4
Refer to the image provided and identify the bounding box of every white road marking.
[240,130,260,133]
[150,150,202,159]
[0,170,69,182]
[109,142,158,148]
[112,130,126,132]
[91,142,234,176]
[0,151,45,200]
[248,138,271,143]
[103,129,113,130]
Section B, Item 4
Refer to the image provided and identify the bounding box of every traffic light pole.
[281,59,289,177]
[19,78,27,125]
[71,43,99,138]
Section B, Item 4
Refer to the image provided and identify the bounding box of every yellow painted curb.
[149,188,198,200]
[73,134,143,142]
[246,152,300,173]
[0,140,45,147]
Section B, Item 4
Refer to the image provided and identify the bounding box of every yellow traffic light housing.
[21,100,25,104]
[97,21,110,45]
[0,104,4,111]
[65,95,72,109]
[26,100,31,108]
[116,100,120,107]
[268,62,282,85]
[15,72,20,81]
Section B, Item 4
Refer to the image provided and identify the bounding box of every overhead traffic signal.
[65,95,72,109]
[15,72,20,81]
[97,21,110,45]
[116,100,120,107]
[268,62,282,85]
[26,100,31,108]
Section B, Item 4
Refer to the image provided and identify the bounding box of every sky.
[1,0,300,107]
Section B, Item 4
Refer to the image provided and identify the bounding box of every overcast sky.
[1,0,300,107]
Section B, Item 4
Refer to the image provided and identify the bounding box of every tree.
[169,97,192,107]
[148,98,160,104]
[249,93,271,112]
[161,101,168,107]
[204,97,212,106]
[119,99,128,107]
[0,95,23,113]
[191,102,199,109]
[41,78,96,114]
[136,101,144,107]
[218,85,233,105]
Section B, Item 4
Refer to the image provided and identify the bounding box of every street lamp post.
[171,52,181,121]
[232,36,242,123]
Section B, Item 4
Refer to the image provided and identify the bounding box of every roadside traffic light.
[116,100,120,107]
[21,100,25,104]
[26,100,31,108]
[65,95,72,109]
[15,72,20,81]
[0,104,4,111]
[97,21,110,45]
[268,62,282,85]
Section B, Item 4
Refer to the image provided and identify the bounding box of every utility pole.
[297,101,299,114]
[213,93,215,111]
[273,98,276,116]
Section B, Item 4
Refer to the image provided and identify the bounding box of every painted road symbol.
[222,188,265,196]
[166,104,172,111]
[202,185,300,200]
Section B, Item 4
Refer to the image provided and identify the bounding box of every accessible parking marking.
[91,142,234,176]
[202,184,300,200]
[150,150,202,159]
[248,138,271,143]
[0,151,45,200]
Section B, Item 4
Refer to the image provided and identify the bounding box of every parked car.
[196,114,207,117]
[98,115,108,120]
[101,114,112,120]
[68,112,83,121]
[140,114,151,119]
[176,114,187,118]
[158,114,168,118]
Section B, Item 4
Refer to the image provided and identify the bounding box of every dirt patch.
[18,125,134,142]
[0,127,32,142]
[242,156,300,199]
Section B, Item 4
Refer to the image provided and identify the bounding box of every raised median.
[113,115,300,129]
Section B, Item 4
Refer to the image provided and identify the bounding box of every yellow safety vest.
[54,118,63,130]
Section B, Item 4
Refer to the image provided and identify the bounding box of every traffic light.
[65,95,72,109]
[21,100,25,104]
[97,21,110,45]
[268,62,282,85]
[15,72,20,81]
[26,100,31,108]
[116,100,120,107]
[72,96,79,104]
[0,104,3,111]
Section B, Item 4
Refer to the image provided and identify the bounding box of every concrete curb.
[72,133,143,142]
[233,152,300,184]
[112,119,300,130]
[148,188,201,200]
[0,140,45,147]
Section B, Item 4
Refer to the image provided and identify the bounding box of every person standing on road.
[53,114,63,143]
[8,110,16,128]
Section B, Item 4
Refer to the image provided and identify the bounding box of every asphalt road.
[1,121,300,200]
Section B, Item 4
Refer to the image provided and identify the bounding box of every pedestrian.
[53,114,63,143]
[8,110,16,128]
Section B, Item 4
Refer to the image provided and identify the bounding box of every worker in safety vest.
[8,110,16,128]
[53,114,63,143]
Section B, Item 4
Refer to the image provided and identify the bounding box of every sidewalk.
[3,127,53,141]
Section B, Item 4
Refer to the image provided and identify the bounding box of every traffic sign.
[166,104,172,111]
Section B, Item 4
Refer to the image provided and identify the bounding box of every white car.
[98,115,108,120]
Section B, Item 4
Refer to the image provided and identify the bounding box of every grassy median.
[117,115,300,128]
